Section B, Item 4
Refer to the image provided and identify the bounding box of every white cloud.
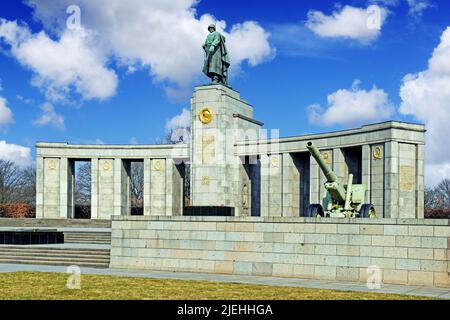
[308,80,394,126]
[227,22,275,68]
[406,0,432,17]
[0,97,14,128]
[166,108,191,130]
[0,140,32,167]
[16,94,34,105]
[165,108,191,143]
[24,0,275,96]
[306,5,388,44]
[33,102,65,130]
[370,0,431,18]
[425,163,450,188]
[399,27,450,187]
[0,19,118,101]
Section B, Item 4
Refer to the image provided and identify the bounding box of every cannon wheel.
[306,204,324,218]
[360,204,376,218]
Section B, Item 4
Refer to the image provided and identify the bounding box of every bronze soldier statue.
[202,24,230,85]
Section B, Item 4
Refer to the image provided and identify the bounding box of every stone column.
[35,156,44,218]
[282,153,300,217]
[43,158,61,218]
[416,144,425,219]
[361,145,371,206]
[91,158,99,220]
[398,143,418,218]
[143,158,151,216]
[384,142,398,218]
[333,148,347,183]
[98,159,114,219]
[309,154,320,205]
[59,158,69,219]
[260,154,270,217]
[122,160,130,216]
[151,159,166,215]
[268,154,282,216]
[114,158,129,216]
[165,159,173,216]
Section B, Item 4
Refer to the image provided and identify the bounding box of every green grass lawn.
[0,272,430,300]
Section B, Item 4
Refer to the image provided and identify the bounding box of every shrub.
[425,208,450,219]
[0,203,35,218]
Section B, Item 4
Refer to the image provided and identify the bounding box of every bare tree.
[130,161,143,210]
[18,166,36,205]
[424,188,444,209]
[436,179,450,209]
[0,160,23,204]
[74,162,91,206]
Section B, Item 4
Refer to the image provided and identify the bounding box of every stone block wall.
[111,216,450,288]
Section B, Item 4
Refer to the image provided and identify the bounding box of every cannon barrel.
[307,142,338,183]
[307,142,347,203]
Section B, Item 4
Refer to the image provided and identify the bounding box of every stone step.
[64,236,111,240]
[0,254,110,263]
[65,235,110,238]
[64,232,110,235]
[0,258,109,268]
[63,233,111,244]
[64,236,111,239]
[0,243,111,268]
[0,250,110,257]
[64,240,111,244]
[0,251,110,259]
[0,245,109,251]
[64,235,110,238]
[0,218,112,229]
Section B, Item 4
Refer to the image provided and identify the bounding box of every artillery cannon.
[306,142,376,218]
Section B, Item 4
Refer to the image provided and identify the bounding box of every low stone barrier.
[110,216,450,288]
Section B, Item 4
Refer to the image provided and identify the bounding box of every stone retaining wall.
[110,216,450,288]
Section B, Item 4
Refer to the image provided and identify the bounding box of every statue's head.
[208,24,216,33]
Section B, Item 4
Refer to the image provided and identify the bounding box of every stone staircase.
[0,219,112,268]
[0,245,110,268]
[63,232,111,245]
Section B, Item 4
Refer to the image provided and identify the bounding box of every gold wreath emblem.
[154,160,162,171]
[271,156,280,168]
[102,161,111,172]
[201,176,210,186]
[321,151,332,164]
[373,146,383,159]
[48,160,56,170]
[198,107,213,124]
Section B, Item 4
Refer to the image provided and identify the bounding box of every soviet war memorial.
[0,0,450,309]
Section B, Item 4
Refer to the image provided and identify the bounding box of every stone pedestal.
[190,85,262,216]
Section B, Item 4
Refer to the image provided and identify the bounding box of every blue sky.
[0,0,449,186]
